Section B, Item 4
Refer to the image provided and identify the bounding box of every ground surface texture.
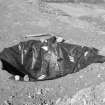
[1,0,105,104]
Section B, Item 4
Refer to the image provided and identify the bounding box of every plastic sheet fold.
[0,35,105,81]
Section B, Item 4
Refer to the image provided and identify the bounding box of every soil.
[1,0,105,104]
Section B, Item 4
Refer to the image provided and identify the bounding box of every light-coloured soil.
[1,0,105,104]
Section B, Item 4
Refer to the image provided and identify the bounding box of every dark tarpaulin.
[0,36,105,81]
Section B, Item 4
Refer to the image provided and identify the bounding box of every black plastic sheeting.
[0,36,105,81]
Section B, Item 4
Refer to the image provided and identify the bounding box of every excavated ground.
[1,0,105,104]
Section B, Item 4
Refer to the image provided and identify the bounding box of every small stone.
[15,75,20,81]
[24,75,29,81]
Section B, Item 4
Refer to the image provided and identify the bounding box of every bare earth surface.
[1,0,105,104]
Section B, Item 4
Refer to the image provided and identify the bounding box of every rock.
[15,75,20,81]
[24,75,29,82]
